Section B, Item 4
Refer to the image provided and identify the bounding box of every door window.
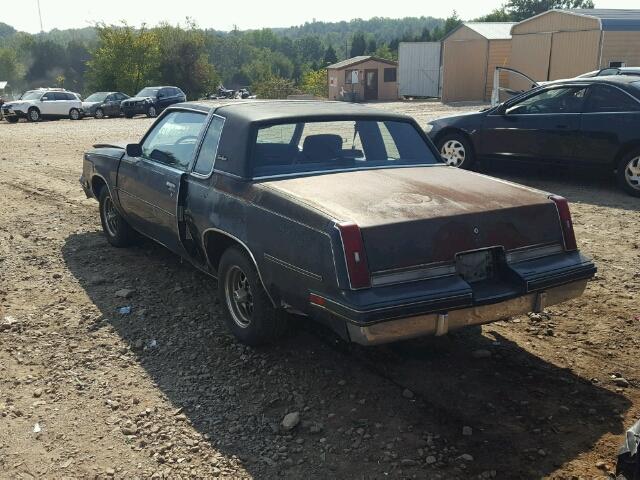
[41,92,54,101]
[141,111,206,170]
[192,116,225,176]
[585,84,640,113]
[506,87,587,115]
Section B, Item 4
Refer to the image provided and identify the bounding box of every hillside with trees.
[0,0,593,100]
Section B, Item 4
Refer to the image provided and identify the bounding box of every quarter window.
[585,84,640,113]
[193,116,225,176]
[506,87,587,115]
[141,111,206,171]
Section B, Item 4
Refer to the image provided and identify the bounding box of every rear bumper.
[310,251,595,345]
[345,280,586,345]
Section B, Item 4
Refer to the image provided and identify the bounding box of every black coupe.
[427,76,640,197]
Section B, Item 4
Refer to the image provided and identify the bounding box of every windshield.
[85,92,109,102]
[136,87,159,97]
[252,119,440,178]
[631,81,640,92]
[20,90,44,101]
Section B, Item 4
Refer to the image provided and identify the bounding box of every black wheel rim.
[102,195,120,237]
[224,265,253,328]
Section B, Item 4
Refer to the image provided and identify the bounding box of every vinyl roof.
[172,100,410,123]
[326,56,398,70]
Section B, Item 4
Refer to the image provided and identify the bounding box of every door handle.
[165,181,176,191]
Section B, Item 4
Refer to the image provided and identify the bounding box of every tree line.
[0,0,593,100]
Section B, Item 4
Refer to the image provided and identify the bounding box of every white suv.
[2,88,83,123]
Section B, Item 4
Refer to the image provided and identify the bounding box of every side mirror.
[496,104,508,115]
[157,93,164,99]
[126,143,142,157]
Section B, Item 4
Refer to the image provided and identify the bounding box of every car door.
[55,92,71,116]
[156,88,173,111]
[577,83,640,166]
[40,92,57,116]
[480,86,587,164]
[116,110,207,252]
[114,93,128,115]
[102,94,116,116]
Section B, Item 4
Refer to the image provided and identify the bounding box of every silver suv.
[2,88,83,123]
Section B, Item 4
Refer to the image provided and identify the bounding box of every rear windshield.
[252,119,439,177]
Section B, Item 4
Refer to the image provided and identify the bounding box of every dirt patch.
[0,104,639,479]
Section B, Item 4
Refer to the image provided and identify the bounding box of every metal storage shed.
[510,9,640,89]
[441,22,515,103]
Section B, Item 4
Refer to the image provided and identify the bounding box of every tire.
[98,188,137,247]
[27,108,40,122]
[616,149,640,197]
[146,105,157,118]
[94,108,104,119]
[69,108,80,120]
[5,117,18,123]
[218,247,288,345]
[436,133,475,169]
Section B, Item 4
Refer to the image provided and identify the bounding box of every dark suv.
[121,86,186,118]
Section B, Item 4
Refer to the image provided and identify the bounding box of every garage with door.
[441,22,515,103]
[510,9,640,89]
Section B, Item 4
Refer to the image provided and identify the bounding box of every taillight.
[549,195,577,251]
[336,222,371,289]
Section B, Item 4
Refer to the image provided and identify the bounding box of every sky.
[3,0,640,34]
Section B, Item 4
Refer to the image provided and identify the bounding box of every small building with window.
[327,56,399,102]
[510,9,640,90]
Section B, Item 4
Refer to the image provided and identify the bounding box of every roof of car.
[171,100,411,123]
[552,75,640,86]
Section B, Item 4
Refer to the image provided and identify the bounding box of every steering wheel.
[176,135,198,144]
[528,104,542,114]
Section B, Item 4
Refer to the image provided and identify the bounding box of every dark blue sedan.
[427,76,640,197]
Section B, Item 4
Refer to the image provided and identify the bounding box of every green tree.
[374,44,395,61]
[366,38,377,55]
[300,68,328,98]
[323,45,337,65]
[86,23,160,95]
[350,32,366,57]
[0,47,23,88]
[475,8,513,22]
[505,0,594,21]
[155,22,219,99]
[442,11,463,37]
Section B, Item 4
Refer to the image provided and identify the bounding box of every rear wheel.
[437,133,475,169]
[218,247,288,345]
[98,188,137,247]
[27,108,40,122]
[69,108,80,120]
[94,108,105,119]
[617,149,640,197]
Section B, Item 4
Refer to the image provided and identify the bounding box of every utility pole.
[37,0,44,32]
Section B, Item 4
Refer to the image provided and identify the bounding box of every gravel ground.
[0,101,639,479]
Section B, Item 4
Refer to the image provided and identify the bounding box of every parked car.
[427,76,640,197]
[120,86,186,118]
[82,91,130,119]
[2,88,83,122]
[81,101,596,346]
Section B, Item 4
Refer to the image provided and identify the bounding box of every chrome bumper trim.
[346,280,587,346]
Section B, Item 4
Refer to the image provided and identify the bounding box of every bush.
[252,76,300,99]
[300,69,327,98]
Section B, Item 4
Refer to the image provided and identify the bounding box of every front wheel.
[94,108,105,119]
[98,188,138,247]
[146,105,157,118]
[617,150,640,197]
[218,247,288,345]
[27,108,40,122]
[437,133,475,169]
[5,117,18,123]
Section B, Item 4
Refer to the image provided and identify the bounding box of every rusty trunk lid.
[261,166,564,271]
